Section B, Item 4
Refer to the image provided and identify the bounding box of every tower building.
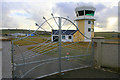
[73,6,96,42]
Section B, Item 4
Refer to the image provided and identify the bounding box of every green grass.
[94,32,120,39]
[16,34,51,38]
[13,37,50,46]
[27,42,92,57]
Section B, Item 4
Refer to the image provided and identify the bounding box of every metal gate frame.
[11,15,95,78]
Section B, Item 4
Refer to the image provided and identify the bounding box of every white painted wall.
[52,35,73,42]
[62,35,73,42]
[84,20,91,42]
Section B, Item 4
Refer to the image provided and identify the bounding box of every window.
[53,36,59,42]
[68,36,72,39]
[62,35,65,39]
[85,10,95,16]
[78,10,84,16]
[88,21,91,24]
[88,28,91,32]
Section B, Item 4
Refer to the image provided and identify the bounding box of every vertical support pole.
[91,39,94,66]
[58,17,62,74]
[11,41,14,79]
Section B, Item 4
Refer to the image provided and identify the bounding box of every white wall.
[52,35,73,42]
[93,38,120,70]
[84,20,92,42]
[101,43,119,68]
[62,35,73,42]
[0,41,2,79]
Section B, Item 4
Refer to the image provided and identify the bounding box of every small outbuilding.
[51,30,77,42]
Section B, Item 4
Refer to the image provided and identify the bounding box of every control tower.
[73,6,96,42]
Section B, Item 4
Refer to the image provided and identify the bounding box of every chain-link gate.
[11,15,94,78]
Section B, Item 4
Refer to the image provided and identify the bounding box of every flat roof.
[75,6,96,11]
[52,30,77,35]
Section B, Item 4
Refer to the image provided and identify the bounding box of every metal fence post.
[58,17,62,73]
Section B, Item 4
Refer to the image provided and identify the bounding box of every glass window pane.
[85,10,94,16]
[88,28,91,32]
[78,10,84,16]
[62,35,65,39]
[88,21,91,24]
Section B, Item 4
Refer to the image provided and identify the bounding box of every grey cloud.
[2,2,27,28]
[53,2,107,22]
[1,2,47,29]
[53,2,118,30]
[1,1,118,31]
[52,2,76,20]
[118,1,120,31]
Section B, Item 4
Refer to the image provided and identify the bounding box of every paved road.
[13,44,91,78]
[45,67,119,78]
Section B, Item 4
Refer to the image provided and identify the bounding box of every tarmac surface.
[12,42,91,78]
[43,67,120,78]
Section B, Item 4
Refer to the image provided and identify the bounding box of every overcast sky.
[0,0,119,32]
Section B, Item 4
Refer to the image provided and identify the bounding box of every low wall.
[0,41,2,80]
[93,37,120,71]
[101,42,119,68]
[0,40,12,78]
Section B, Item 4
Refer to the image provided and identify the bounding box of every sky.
[0,0,119,32]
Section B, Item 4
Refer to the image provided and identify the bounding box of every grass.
[94,32,120,39]
[27,42,92,64]
[17,34,51,38]
[27,42,92,57]
[13,37,51,46]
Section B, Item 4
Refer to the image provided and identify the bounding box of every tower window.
[88,28,91,32]
[85,10,95,16]
[88,21,91,24]
[78,10,84,16]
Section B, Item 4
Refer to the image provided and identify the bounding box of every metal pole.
[91,39,94,66]
[58,17,62,73]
